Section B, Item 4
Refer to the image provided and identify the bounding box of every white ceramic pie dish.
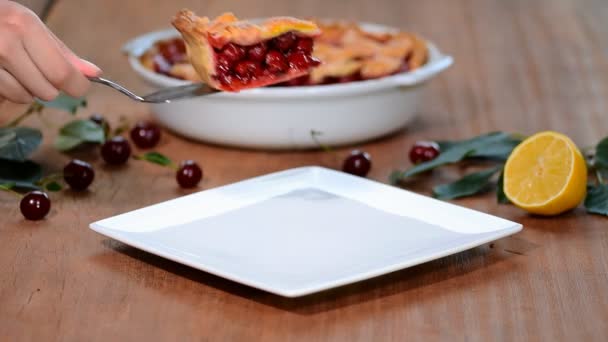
[123,23,453,149]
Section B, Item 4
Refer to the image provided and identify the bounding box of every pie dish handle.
[389,54,454,88]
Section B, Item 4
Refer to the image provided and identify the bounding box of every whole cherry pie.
[171,10,321,91]
[139,13,429,88]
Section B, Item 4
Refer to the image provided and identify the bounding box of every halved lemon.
[503,131,587,216]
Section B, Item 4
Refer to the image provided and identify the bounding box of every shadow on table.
[92,236,536,315]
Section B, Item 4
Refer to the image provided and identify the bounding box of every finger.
[0,43,58,101]
[47,28,101,77]
[22,17,91,97]
[0,68,33,104]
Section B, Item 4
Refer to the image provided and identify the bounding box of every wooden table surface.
[2,0,608,340]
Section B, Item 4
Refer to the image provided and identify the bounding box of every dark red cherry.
[294,38,313,54]
[216,72,234,87]
[221,43,246,64]
[20,191,51,221]
[409,141,440,164]
[342,150,372,177]
[101,136,131,165]
[176,160,203,188]
[265,50,288,73]
[234,60,264,79]
[272,32,297,52]
[130,121,161,149]
[63,159,95,191]
[287,51,311,69]
[247,43,267,63]
[216,54,233,71]
[89,113,105,126]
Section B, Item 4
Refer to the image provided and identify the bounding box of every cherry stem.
[35,173,63,187]
[0,184,24,198]
[6,102,44,127]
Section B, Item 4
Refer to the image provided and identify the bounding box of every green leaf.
[45,181,62,192]
[436,132,522,161]
[36,93,87,114]
[595,136,608,170]
[54,135,85,151]
[403,132,513,178]
[0,127,43,162]
[0,159,42,189]
[389,170,403,185]
[55,119,105,151]
[432,166,502,200]
[584,184,608,216]
[134,152,173,167]
[496,170,510,204]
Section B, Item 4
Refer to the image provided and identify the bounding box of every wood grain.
[1,0,608,340]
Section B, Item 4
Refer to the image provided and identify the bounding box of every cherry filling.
[152,38,187,76]
[211,32,320,90]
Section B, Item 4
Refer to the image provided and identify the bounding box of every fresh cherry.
[294,38,313,54]
[89,113,105,126]
[20,191,51,221]
[221,43,246,64]
[265,50,288,73]
[342,150,372,177]
[63,159,95,191]
[272,32,297,52]
[130,121,161,149]
[90,113,110,136]
[101,136,131,165]
[247,42,267,63]
[409,141,440,164]
[176,160,203,188]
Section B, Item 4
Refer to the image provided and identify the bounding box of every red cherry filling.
[212,32,319,90]
[272,32,297,52]
[158,38,187,64]
[265,50,288,73]
[247,42,267,62]
[294,38,313,54]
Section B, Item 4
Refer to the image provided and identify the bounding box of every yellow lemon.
[503,131,587,215]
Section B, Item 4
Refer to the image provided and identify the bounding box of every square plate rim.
[90,165,523,297]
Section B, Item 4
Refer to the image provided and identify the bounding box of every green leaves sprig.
[585,137,608,215]
[392,132,608,217]
[0,93,88,192]
[54,119,105,151]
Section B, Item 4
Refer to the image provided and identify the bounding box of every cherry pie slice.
[172,10,321,91]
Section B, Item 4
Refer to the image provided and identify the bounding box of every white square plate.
[90,166,522,297]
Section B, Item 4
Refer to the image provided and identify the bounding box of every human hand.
[0,1,101,104]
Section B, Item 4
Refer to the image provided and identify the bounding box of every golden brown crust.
[308,20,428,83]
[172,9,218,87]
[173,10,320,48]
